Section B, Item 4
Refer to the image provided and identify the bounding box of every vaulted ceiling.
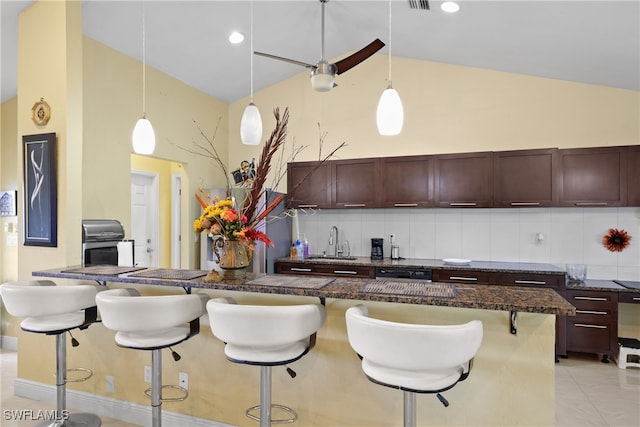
[2,1,639,104]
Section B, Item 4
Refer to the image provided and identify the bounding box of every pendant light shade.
[132,116,156,154]
[241,1,263,145]
[376,84,404,136]
[377,0,404,136]
[132,0,155,154]
[240,102,263,145]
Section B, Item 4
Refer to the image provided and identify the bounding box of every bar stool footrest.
[66,367,93,383]
[246,404,298,424]
[144,384,189,402]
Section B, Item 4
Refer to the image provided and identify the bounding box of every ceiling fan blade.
[334,39,385,75]
[254,51,316,69]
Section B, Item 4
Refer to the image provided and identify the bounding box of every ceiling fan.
[254,0,385,92]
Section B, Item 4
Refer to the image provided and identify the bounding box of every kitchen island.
[25,266,573,426]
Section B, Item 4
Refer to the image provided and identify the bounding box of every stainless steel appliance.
[375,266,432,281]
[82,219,126,266]
[371,237,384,260]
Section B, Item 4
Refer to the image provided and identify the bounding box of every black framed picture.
[23,133,57,247]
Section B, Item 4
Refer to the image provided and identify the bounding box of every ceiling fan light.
[132,117,156,154]
[376,86,404,136]
[240,102,263,145]
[311,73,335,92]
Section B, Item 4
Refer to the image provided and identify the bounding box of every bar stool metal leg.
[260,366,271,427]
[151,349,162,427]
[403,391,416,427]
[35,332,101,427]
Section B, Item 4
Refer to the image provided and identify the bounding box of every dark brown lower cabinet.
[565,289,618,362]
[275,261,375,279]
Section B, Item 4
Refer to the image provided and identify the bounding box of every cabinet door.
[334,158,379,208]
[627,145,640,206]
[493,148,558,207]
[380,156,433,207]
[559,147,627,207]
[434,152,493,207]
[287,161,332,208]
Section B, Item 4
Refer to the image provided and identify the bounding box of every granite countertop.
[566,279,631,292]
[32,266,575,316]
[278,256,567,275]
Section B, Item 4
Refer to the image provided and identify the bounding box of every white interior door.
[131,170,159,267]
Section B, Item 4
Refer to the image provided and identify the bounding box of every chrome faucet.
[329,226,340,257]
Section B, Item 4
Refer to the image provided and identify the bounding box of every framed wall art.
[0,190,17,216]
[23,133,57,247]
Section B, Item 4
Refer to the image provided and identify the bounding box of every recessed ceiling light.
[228,31,245,44]
[441,1,460,13]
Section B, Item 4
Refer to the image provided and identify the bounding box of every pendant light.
[240,1,263,146]
[376,0,404,136]
[132,0,155,154]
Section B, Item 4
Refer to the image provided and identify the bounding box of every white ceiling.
[1,0,639,105]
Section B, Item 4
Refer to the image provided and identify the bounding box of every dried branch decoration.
[602,228,631,252]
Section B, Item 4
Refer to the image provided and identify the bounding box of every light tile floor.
[2,349,639,426]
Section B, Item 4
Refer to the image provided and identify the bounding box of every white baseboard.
[1,335,18,350]
[14,378,235,427]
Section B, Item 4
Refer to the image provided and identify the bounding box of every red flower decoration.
[602,228,631,252]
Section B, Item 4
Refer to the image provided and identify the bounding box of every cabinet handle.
[574,296,607,301]
[574,202,608,206]
[449,276,478,281]
[634,297,640,301]
[298,204,318,208]
[510,202,541,206]
[576,310,608,315]
[449,202,477,207]
[514,280,546,285]
[333,270,358,275]
[394,203,419,207]
[290,267,312,272]
[343,204,366,207]
[574,323,607,329]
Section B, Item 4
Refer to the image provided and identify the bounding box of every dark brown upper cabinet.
[559,146,628,207]
[627,145,640,206]
[379,155,434,208]
[493,148,559,207]
[334,158,380,208]
[434,152,493,208]
[286,161,332,208]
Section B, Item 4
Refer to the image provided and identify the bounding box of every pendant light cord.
[250,0,254,101]
[388,0,392,86]
[142,0,147,117]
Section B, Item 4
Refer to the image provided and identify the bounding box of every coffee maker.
[371,238,384,260]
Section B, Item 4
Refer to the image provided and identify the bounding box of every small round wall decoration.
[31,98,51,126]
[602,228,631,252]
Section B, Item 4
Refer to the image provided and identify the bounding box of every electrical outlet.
[389,233,395,243]
[106,375,115,393]
[144,365,151,383]
[179,372,188,390]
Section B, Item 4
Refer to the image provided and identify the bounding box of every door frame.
[171,173,182,268]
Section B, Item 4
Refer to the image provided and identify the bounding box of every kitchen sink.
[306,256,359,261]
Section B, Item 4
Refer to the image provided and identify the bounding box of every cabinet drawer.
[433,269,490,284]
[566,290,618,311]
[566,320,615,354]
[275,262,374,279]
[619,292,640,304]
[494,273,564,289]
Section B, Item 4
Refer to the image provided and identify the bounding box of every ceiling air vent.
[409,0,430,10]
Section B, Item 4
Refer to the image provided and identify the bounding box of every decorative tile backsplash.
[297,207,640,281]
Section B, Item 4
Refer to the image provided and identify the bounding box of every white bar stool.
[95,288,208,427]
[206,297,326,427]
[0,280,102,427]
[618,337,640,369]
[345,304,483,427]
